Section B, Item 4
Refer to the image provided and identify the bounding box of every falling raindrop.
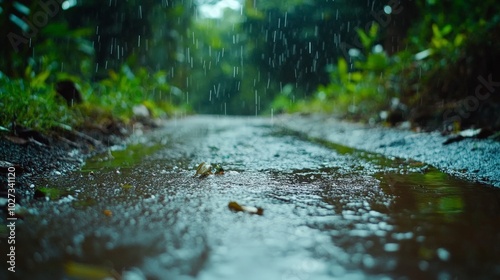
[255,90,258,115]
[384,5,392,14]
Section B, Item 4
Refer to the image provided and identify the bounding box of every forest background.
[1,0,499,132]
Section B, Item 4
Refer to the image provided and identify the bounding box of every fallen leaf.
[103,209,113,217]
[195,162,212,177]
[194,162,226,177]
[122,183,133,190]
[34,187,69,200]
[3,135,28,145]
[228,201,264,215]
[65,261,114,279]
[213,164,224,175]
[443,128,494,145]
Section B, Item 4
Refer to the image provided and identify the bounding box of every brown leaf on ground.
[228,201,264,215]
[3,135,28,145]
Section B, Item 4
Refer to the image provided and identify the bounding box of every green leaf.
[441,24,452,36]
[36,187,65,200]
[454,34,465,47]
[41,23,70,37]
[432,24,441,38]
[30,71,51,88]
[350,72,363,82]
[365,53,388,71]
[355,28,371,50]
[369,23,379,40]
[337,58,348,82]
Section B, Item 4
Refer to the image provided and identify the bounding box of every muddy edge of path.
[0,125,130,203]
[275,114,500,188]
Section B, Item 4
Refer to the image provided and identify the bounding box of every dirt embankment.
[0,124,134,204]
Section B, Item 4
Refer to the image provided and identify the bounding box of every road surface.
[2,116,500,279]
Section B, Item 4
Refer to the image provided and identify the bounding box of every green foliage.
[0,74,77,131]
[317,56,389,117]
[0,64,188,132]
[402,0,500,109]
[356,24,379,52]
[0,1,95,78]
[1,1,190,133]
[36,23,95,79]
[271,84,302,113]
[187,11,259,114]
[280,0,500,128]
[89,65,185,121]
[284,23,393,119]
[3,0,498,129]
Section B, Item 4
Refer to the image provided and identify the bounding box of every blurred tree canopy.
[0,0,193,82]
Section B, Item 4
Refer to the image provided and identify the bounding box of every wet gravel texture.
[277,114,500,187]
[0,137,82,177]
[0,126,129,203]
[1,115,499,280]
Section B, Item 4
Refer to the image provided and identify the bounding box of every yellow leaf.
[65,261,114,279]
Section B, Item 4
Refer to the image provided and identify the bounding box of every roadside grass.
[0,76,77,131]
[0,66,191,135]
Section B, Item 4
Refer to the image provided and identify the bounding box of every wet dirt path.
[3,116,500,279]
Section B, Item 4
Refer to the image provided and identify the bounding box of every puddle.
[82,142,163,172]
